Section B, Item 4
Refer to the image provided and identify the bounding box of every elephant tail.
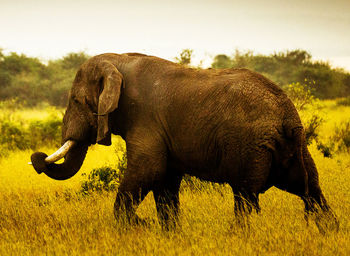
[282,116,309,195]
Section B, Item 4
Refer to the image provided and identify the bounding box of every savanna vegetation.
[0,49,89,107]
[1,48,350,108]
[211,49,350,99]
[0,49,349,255]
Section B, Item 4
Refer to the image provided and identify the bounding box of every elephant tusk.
[44,140,76,164]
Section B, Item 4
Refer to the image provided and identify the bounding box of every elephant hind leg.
[229,149,271,227]
[275,145,339,233]
[301,146,339,233]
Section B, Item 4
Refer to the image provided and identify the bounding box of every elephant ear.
[95,61,123,146]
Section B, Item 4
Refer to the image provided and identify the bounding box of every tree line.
[211,49,350,99]
[0,50,89,107]
[0,48,349,108]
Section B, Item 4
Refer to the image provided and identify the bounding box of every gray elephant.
[31,53,338,232]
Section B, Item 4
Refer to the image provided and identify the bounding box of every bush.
[28,111,62,148]
[337,97,350,106]
[304,115,324,145]
[174,49,193,66]
[80,146,127,194]
[285,81,324,145]
[0,98,25,110]
[284,81,315,111]
[317,143,333,158]
[0,108,62,154]
[80,167,121,194]
[332,120,350,152]
[0,118,30,151]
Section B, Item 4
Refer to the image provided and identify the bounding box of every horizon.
[0,47,347,72]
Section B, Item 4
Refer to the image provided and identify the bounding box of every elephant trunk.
[30,141,88,180]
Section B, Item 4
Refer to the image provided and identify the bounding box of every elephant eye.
[71,96,81,105]
[86,99,95,112]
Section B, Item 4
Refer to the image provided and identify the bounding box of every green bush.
[317,143,333,158]
[0,98,25,110]
[304,115,324,145]
[332,120,350,152]
[0,118,30,151]
[0,109,62,154]
[284,81,316,111]
[28,112,62,148]
[337,97,350,106]
[284,81,324,145]
[80,167,121,194]
[80,147,127,194]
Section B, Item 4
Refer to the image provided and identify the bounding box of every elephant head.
[31,57,124,180]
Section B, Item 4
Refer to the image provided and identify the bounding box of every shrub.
[175,49,193,66]
[28,111,62,148]
[337,97,350,106]
[317,143,333,158]
[285,81,324,145]
[332,120,350,152]
[304,115,323,145]
[0,98,25,110]
[80,167,121,194]
[80,146,127,194]
[0,118,30,151]
[284,81,315,111]
[0,108,62,153]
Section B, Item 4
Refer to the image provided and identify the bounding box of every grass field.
[0,101,350,255]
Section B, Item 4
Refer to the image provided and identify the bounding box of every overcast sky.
[1,0,349,70]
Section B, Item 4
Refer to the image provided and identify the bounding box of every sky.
[1,0,350,70]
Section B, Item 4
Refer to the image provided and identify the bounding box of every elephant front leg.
[114,184,150,226]
[114,135,168,226]
[153,171,183,230]
[232,191,260,229]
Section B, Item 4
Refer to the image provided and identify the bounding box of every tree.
[211,54,231,69]
[0,50,90,107]
[175,49,193,66]
[60,52,90,70]
[211,49,350,99]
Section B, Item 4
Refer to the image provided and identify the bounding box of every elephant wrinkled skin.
[31,53,338,232]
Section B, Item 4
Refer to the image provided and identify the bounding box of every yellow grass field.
[0,101,350,255]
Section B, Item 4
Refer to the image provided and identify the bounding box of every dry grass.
[0,101,350,255]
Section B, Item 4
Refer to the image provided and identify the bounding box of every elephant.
[31,53,338,232]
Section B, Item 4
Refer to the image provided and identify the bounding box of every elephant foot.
[314,210,339,234]
[306,209,339,234]
[230,215,251,237]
